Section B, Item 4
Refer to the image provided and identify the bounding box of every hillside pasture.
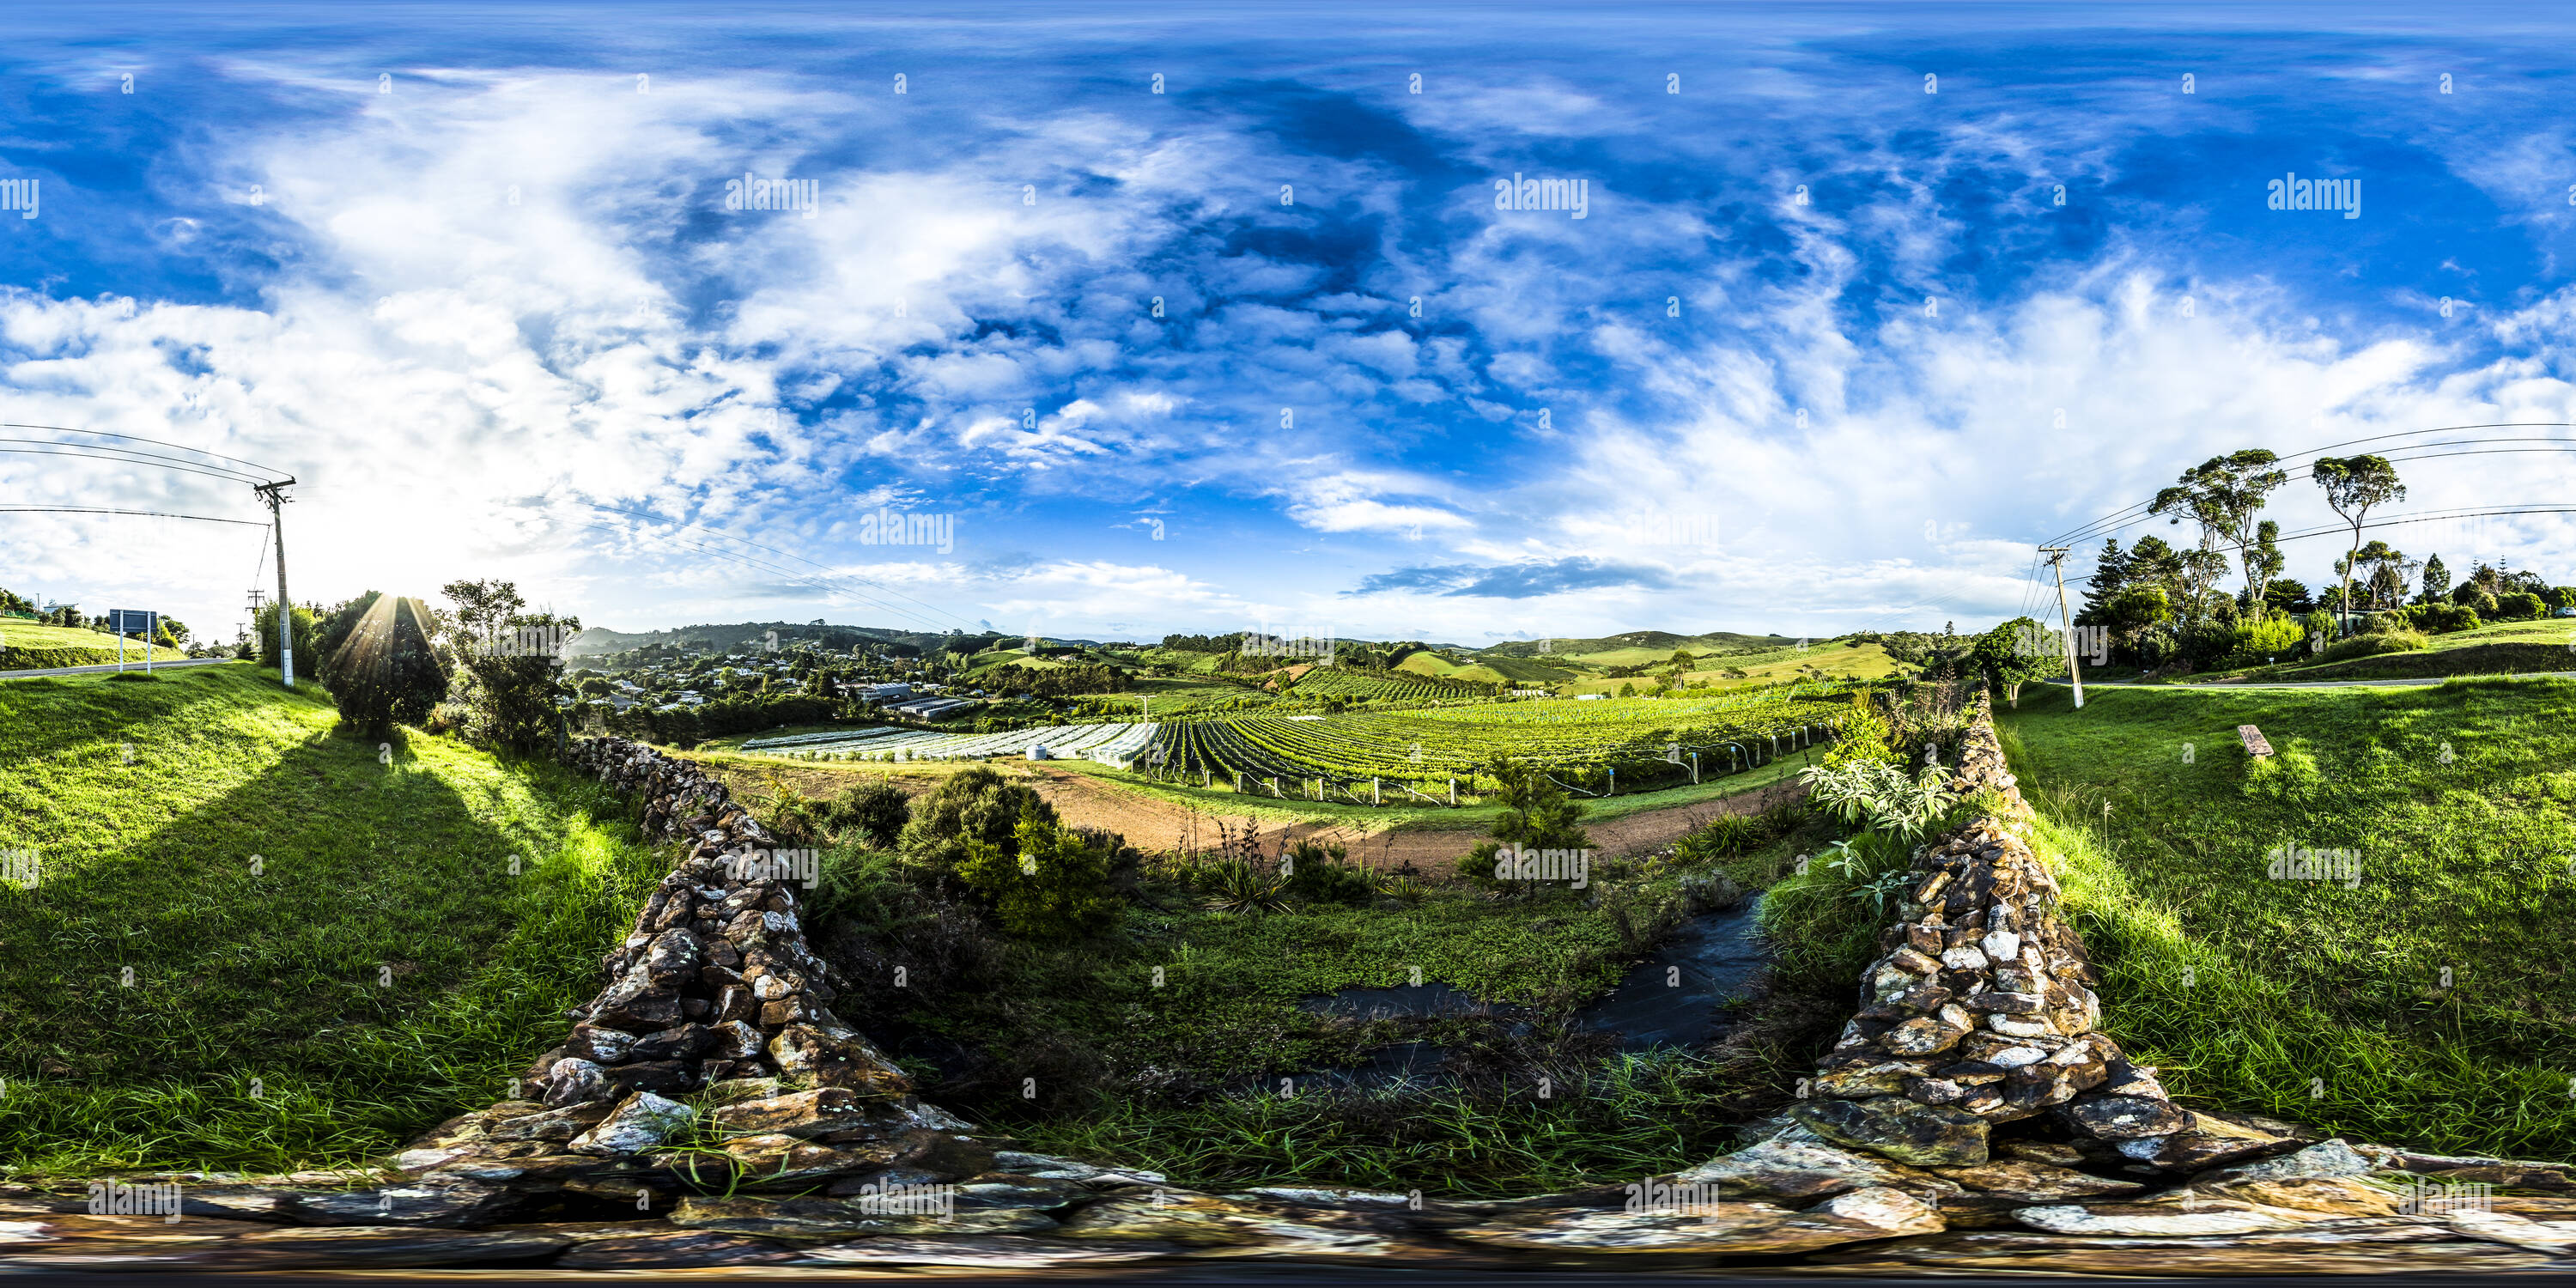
[2002,679,2576,1163]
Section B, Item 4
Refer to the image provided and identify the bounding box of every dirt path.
[705,752,1807,874]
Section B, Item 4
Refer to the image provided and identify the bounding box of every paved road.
[2053,671,2576,692]
[0,657,238,681]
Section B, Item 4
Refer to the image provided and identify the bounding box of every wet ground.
[1297,895,1771,1084]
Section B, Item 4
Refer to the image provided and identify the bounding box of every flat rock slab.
[1448,1195,1937,1257]
[3,1223,571,1271]
[795,1234,1198,1267]
[1053,1194,1431,1258]
[554,1230,803,1268]
[670,1195,1056,1239]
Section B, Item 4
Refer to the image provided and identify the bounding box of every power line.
[0,423,290,482]
[0,505,266,526]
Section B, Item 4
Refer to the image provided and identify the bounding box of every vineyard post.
[1449,776,1456,805]
[1270,776,1280,797]
[1372,777,1381,805]
[1690,751,1698,784]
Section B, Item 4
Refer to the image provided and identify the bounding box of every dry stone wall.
[1794,694,2247,1172]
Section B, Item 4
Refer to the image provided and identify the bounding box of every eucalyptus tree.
[2313,454,2407,634]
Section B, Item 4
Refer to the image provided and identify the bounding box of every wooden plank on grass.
[2238,724,2274,758]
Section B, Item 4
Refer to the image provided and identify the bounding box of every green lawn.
[0,622,188,670]
[1999,680,2576,1163]
[0,665,665,1175]
[2172,617,2576,685]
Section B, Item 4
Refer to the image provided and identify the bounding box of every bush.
[826,781,912,848]
[954,805,1120,941]
[898,766,1055,875]
[2495,592,2545,622]
[317,594,450,741]
[2221,611,2304,669]
[1281,842,1371,904]
[2451,584,2500,617]
[2409,603,2482,635]
[250,602,321,677]
[2318,629,2429,664]
[1822,701,1898,770]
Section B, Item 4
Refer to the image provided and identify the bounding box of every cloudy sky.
[6,1,2576,646]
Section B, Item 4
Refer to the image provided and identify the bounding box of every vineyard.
[1275,665,1490,705]
[1146,690,1856,799]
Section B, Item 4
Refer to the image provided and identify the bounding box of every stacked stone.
[521,738,911,1108]
[1795,696,2192,1169]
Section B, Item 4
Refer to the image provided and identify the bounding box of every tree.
[0,586,31,615]
[1464,761,1592,893]
[2419,554,2451,605]
[319,594,450,741]
[2312,454,2405,634]
[1972,617,2059,708]
[2248,520,2286,605]
[2077,538,2130,624]
[2260,578,2313,615]
[2151,450,2287,617]
[955,804,1119,942]
[252,601,320,676]
[438,578,581,756]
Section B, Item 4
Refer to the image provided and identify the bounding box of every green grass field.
[2000,679,2576,1163]
[2171,617,2576,685]
[0,665,665,1174]
[0,622,188,670]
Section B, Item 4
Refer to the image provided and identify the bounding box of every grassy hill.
[0,622,188,671]
[2179,617,2576,685]
[2001,680,2576,1163]
[0,665,663,1173]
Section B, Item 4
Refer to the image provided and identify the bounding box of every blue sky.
[7,2,2576,644]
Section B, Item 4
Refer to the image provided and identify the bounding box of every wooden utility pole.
[2039,545,2084,709]
[253,479,297,688]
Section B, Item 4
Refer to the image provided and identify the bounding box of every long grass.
[0,665,665,1176]
[2001,679,2576,1163]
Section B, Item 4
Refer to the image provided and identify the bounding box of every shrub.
[1282,842,1371,904]
[318,595,451,741]
[2318,629,2429,664]
[2354,611,2404,636]
[2221,611,2304,669]
[1822,702,1898,769]
[2495,592,2545,622]
[827,781,912,848]
[898,766,1055,874]
[2451,584,2500,617]
[2410,603,2482,634]
[954,805,1120,941]
[1200,858,1290,915]
[250,601,321,677]
[1466,761,1594,890]
[1675,813,1763,860]
[1800,758,1954,842]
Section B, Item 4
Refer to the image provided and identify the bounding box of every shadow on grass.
[0,718,666,1175]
